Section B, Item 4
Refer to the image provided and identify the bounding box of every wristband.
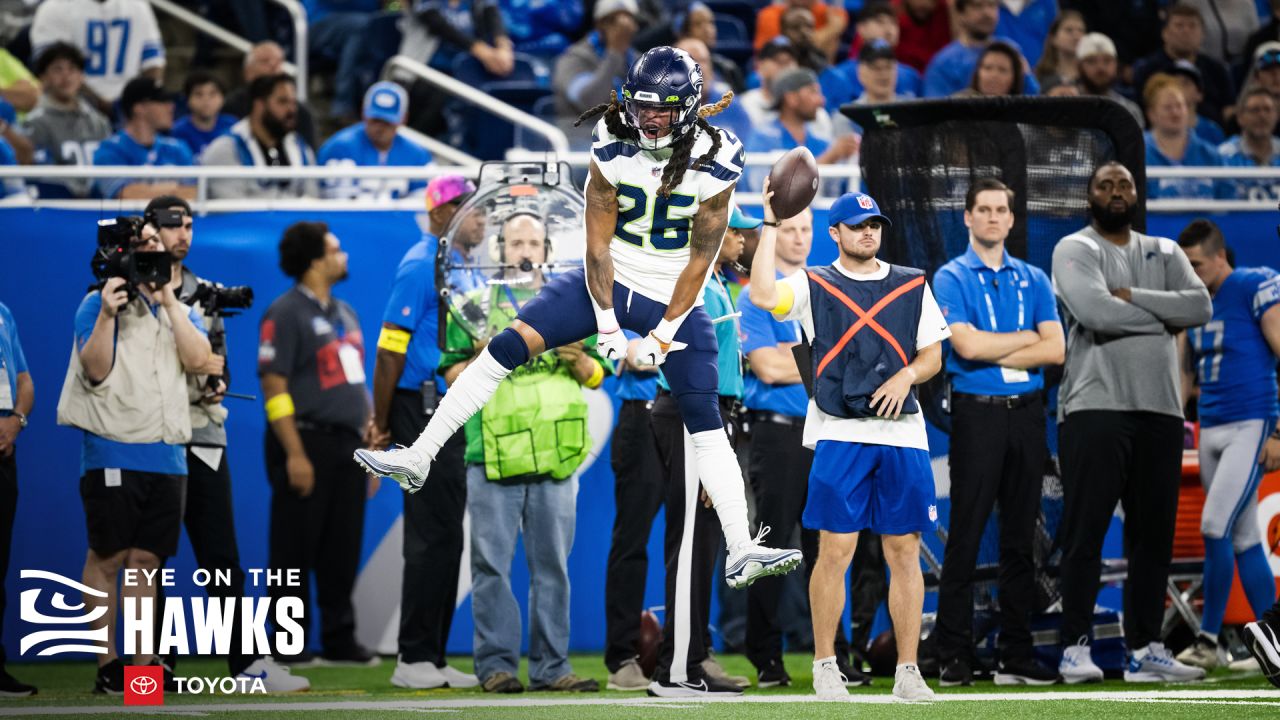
[584,361,605,389]
[762,220,780,227]
[595,306,619,333]
[265,393,295,422]
[652,317,680,345]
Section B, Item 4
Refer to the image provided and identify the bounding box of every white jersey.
[31,0,165,102]
[591,116,745,305]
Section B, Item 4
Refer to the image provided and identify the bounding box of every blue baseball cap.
[828,192,892,228]
[363,81,408,124]
[729,204,762,230]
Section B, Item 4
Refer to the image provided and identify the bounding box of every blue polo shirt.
[317,122,433,199]
[660,273,743,399]
[92,130,195,199]
[932,245,1058,396]
[73,291,207,475]
[382,234,448,393]
[0,302,27,417]
[740,280,809,417]
[170,113,237,158]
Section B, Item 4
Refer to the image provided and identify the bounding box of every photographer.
[144,196,309,692]
[56,216,210,694]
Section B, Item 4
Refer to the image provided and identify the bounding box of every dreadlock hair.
[574,90,737,197]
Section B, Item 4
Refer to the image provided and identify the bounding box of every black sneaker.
[274,649,321,668]
[939,658,972,687]
[836,656,871,687]
[1245,619,1280,688]
[648,672,743,697]
[151,660,179,692]
[0,670,36,697]
[93,659,125,695]
[320,644,381,667]
[756,658,791,688]
[994,656,1060,686]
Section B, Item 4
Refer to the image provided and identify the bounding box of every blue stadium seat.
[451,52,551,90]
[449,53,554,159]
[513,95,559,152]
[714,15,753,66]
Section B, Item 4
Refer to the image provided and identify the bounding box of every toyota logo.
[130,676,158,695]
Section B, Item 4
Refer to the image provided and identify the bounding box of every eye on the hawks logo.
[19,570,108,656]
[857,195,874,210]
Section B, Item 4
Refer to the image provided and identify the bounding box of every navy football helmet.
[621,46,704,151]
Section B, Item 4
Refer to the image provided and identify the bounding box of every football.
[637,610,663,677]
[765,146,820,220]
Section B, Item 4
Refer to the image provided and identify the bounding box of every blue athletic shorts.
[801,440,938,535]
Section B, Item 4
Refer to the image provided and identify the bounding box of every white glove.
[596,327,629,363]
[633,332,671,368]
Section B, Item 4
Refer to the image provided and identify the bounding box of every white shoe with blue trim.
[1058,637,1104,684]
[354,446,431,493]
[724,526,803,590]
[1124,642,1206,683]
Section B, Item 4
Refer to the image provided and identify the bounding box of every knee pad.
[488,327,531,370]
[675,391,723,434]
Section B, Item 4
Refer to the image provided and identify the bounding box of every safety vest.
[807,264,924,419]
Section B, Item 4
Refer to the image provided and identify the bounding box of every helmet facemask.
[623,90,698,151]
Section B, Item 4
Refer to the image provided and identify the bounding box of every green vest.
[440,283,598,483]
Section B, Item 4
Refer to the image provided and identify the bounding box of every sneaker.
[702,652,750,689]
[530,673,599,692]
[151,660,178,692]
[274,649,321,668]
[439,664,479,689]
[994,657,1060,686]
[1124,642,1206,683]
[647,673,743,697]
[93,659,125,695]
[725,527,803,589]
[238,657,310,693]
[836,656,871,687]
[756,658,791,688]
[1059,638,1104,684]
[0,670,36,697]
[606,658,649,691]
[812,659,849,700]
[354,446,431,493]
[892,664,935,702]
[390,658,447,690]
[1244,620,1280,688]
[939,658,972,687]
[1175,635,1220,671]
[482,671,524,693]
[320,644,381,668]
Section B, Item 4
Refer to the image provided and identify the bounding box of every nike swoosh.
[680,680,707,692]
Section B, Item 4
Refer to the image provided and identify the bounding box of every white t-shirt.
[31,0,165,102]
[590,116,745,305]
[776,260,951,451]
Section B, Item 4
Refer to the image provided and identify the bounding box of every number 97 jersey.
[590,117,745,305]
[1190,266,1280,426]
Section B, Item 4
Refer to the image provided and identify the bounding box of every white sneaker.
[354,446,431,493]
[892,664,935,702]
[1125,642,1207,683]
[724,526,803,590]
[439,664,479,688]
[812,659,849,700]
[390,657,447,689]
[1059,638,1104,684]
[1175,636,1220,670]
[238,657,310,693]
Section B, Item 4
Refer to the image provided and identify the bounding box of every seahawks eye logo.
[19,570,109,656]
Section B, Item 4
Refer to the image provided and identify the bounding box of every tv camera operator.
[56,214,210,694]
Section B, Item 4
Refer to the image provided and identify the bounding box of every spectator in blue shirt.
[1167,59,1226,145]
[0,134,21,199]
[1143,74,1233,199]
[826,6,921,112]
[498,0,581,58]
[1220,87,1280,200]
[1131,4,1235,126]
[318,81,433,200]
[305,0,399,122]
[995,0,1057,67]
[923,0,1039,98]
[674,37,753,142]
[92,76,195,200]
[171,70,237,159]
[743,67,858,190]
[954,40,1026,97]
[0,301,36,697]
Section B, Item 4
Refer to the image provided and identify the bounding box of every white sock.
[688,428,751,548]
[896,663,918,672]
[1133,645,1151,660]
[409,349,511,458]
[814,655,836,669]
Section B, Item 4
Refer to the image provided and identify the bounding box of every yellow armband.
[265,393,295,422]
[771,282,795,318]
[584,360,605,389]
[377,327,412,354]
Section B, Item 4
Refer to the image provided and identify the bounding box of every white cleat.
[724,526,803,590]
[1124,642,1206,683]
[812,660,849,700]
[1059,638,1105,684]
[354,446,431,493]
[238,657,310,693]
[892,664,935,702]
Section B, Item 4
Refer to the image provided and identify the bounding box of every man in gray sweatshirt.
[1051,161,1212,685]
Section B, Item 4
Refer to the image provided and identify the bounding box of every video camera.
[90,216,173,299]
[188,280,254,318]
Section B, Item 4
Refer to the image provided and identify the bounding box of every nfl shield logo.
[857,195,874,210]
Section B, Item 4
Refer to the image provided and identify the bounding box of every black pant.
[265,425,366,655]
[745,417,849,669]
[0,450,16,669]
[651,393,731,681]
[1058,410,1183,649]
[392,389,468,665]
[603,399,665,672]
[935,394,1047,664]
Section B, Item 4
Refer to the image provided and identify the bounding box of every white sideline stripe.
[4,690,1280,715]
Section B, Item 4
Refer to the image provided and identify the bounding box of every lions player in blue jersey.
[357,46,801,606]
[317,81,433,200]
[1176,219,1280,670]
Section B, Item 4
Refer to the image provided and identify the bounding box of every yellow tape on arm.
[771,282,795,318]
[584,360,605,389]
[377,327,412,354]
[265,393,295,422]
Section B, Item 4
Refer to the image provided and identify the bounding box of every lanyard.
[709,273,742,377]
[501,284,525,314]
[978,269,1024,332]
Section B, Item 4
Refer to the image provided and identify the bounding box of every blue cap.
[828,192,892,228]
[729,204,762,230]
[363,81,407,124]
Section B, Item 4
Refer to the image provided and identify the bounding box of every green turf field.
[0,653,1277,718]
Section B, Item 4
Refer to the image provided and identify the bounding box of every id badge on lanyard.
[981,272,1030,384]
[331,311,366,385]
